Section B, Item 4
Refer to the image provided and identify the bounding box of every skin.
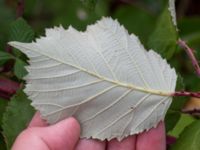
[12,112,166,150]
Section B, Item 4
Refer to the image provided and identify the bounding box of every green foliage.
[2,90,35,149]
[0,133,6,150]
[169,114,195,137]
[7,18,35,79]
[0,98,8,124]
[170,120,200,150]
[9,18,34,57]
[9,18,34,43]
[114,5,156,44]
[14,59,28,79]
[148,6,178,59]
[80,0,97,9]
[0,51,13,66]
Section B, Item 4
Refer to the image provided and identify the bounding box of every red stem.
[177,39,200,77]
[0,78,20,99]
[16,0,25,18]
[172,91,200,98]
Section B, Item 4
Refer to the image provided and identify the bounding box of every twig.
[16,0,25,18]
[0,78,20,99]
[177,39,200,77]
[172,91,200,98]
[182,109,200,115]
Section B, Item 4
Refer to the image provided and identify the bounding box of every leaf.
[9,18,34,57]
[9,18,34,43]
[169,114,195,138]
[0,98,8,125]
[14,59,28,79]
[148,1,178,59]
[80,0,97,9]
[170,120,200,150]
[0,133,6,150]
[0,51,13,66]
[2,90,35,149]
[9,17,177,141]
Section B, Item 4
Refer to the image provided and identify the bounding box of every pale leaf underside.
[9,17,177,141]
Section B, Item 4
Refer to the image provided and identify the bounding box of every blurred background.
[0,0,200,149]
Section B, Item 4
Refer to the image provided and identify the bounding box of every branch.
[182,109,200,115]
[0,78,20,99]
[16,0,25,18]
[177,39,200,77]
[172,91,200,98]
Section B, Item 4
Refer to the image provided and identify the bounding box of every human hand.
[12,112,166,150]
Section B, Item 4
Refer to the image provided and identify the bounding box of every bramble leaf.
[2,90,35,149]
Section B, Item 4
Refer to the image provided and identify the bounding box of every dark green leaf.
[148,6,178,59]
[80,0,97,9]
[2,90,35,149]
[0,51,13,66]
[9,18,34,57]
[0,98,8,125]
[170,120,200,150]
[9,18,34,42]
[114,5,156,44]
[165,110,180,132]
[14,59,28,79]
[179,17,200,36]
[0,133,6,150]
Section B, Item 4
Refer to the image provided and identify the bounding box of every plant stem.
[16,0,25,18]
[177,39,200,77]
[172,91,200,98]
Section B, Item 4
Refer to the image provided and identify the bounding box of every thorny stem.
[177,39,200,77]
[182,109,200,115]
[172,91,200,98]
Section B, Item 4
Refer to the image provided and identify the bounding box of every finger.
[41,117,80,150]
[136,121,166,150]
[12,117,80,150]
[28,112,48,127]
[75,138,106,150]
[107,135,136,150]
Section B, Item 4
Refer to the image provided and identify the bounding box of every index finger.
[136,121,166,150]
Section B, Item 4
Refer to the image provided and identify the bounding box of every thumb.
[40,117,80,150]
[12,117,80,150]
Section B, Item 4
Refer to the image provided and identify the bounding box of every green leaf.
[0,51,13,66]
[114,5,156,44]
[170,120,200,150]
[0,98,8,125]
[9,18,34,57]
[165,110,180,132]
[9,18,34,42]
[14,59,28,79]
[0,133,6,150]
[2,90,35,149]
[80,0,97,9]
[148,6,178,59]
[169,114,195,138]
